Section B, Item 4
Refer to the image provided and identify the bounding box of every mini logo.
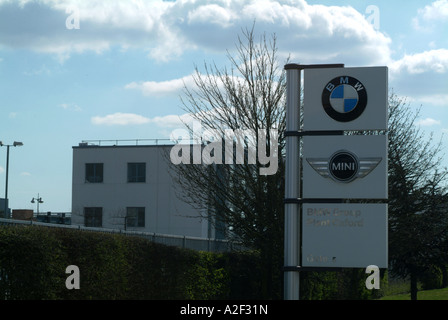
[329,151,358,182]
[307,150,381,183]
[322,76,368,122]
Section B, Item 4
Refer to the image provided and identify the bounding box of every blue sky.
[0,0,447,212]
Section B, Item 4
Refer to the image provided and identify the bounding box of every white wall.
[71,144,210,238]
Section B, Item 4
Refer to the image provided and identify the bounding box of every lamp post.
[0,141,23,218]
[31,193,44,217]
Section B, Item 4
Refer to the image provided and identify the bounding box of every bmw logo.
[321,76,368,122]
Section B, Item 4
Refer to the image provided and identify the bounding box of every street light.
[0,141,24,218]
[31,193,44,217]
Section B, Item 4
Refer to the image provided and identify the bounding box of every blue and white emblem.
[322,76,368,122]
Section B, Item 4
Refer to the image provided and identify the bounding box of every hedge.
[0,225,386,300]
[0,225,264,300]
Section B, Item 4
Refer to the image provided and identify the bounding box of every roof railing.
[79,139,175,146]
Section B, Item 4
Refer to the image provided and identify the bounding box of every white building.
[71,140,217,238]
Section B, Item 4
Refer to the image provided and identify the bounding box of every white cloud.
[413,0,448,30]
[0,166,4,174]
[125,75,195,96]
[91,112,151,126]
[187,4,236,28]
[388,49,448,102]
[0,0,173,61]
[416,94,448,107]
[416,117,442,127]
[148,113,195,128]
[182,0,392,65]
[91,112,194,128]
[0,0,392,65]
[390,49,448,75]
[125,72,239,97]
[20,172,31,176]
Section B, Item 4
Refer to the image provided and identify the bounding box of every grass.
[380,287,448,300]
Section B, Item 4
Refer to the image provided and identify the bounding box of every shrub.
[0,225,261,299]
[0,226,66,299]
[421,265,444,290]
[0,225,383,299]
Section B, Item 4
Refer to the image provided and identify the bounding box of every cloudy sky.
[0,0,447,212]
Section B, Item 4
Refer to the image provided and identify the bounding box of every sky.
[0,0,447,213]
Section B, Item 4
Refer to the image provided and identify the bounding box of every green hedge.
[0,225,67,299]
[421,265,445,291]
[0,225,264,300]
[300,268,387,300]
[0,225,382,300]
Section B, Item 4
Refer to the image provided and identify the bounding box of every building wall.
[0,198,9,218]
[72,144,212,238]
[12,209,33,220]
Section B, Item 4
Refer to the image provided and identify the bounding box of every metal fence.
[79,139,176,146]
[0,218,244,253]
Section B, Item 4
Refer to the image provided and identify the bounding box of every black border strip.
[284,63,345,70]
[284,130,344,137]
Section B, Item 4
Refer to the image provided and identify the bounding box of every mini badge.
[321,76,368,122]
[307,150,382,183]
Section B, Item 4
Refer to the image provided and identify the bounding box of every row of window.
[85,163,146,183]
[84,207,145,228]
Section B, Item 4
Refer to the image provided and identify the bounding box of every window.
[85,163,103,183]
[84,207,102,227]
[126,207,145,227]
[127,163,146,182]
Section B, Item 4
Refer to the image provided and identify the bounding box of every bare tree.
[170,26,287,299]
[387,93,448,300]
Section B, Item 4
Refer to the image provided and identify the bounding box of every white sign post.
[284,63,388,300]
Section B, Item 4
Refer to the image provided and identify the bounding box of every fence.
[0,218,244,253]
[79,139,176,146]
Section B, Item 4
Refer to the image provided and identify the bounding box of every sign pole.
[284,65,300,300]
[283,63,345,300]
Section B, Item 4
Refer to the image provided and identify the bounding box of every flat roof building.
[71,140,217,239]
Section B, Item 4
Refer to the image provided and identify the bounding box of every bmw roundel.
[321,76,367,122]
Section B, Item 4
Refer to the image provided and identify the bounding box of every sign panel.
[303,67,388,131]
[303,135,387,199]
[302,203,388,268]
